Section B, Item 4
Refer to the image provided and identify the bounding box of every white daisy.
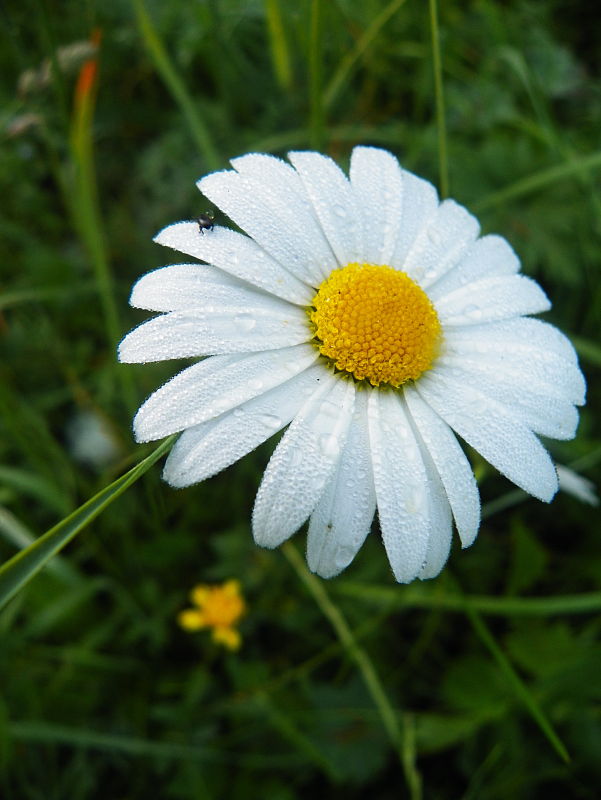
[119,147,586,583]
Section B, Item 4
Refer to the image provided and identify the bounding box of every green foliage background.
[1,0,600,797]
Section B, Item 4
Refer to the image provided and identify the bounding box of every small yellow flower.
[178,579,246,651]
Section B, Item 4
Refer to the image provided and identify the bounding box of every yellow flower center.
[309,262,442,387]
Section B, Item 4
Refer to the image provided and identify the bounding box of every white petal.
[118,301,308,363]
[131,264,246,312]
[445,316,579,364]
[307,391,376,578]
[134,344,318,442]
[252,375,356,548]
[349,146,404,265]
[444,321,585,404]
[435,274,550,326]
[197,170,323,287]
[163,364,327,487]
[129,264,281,313]
[427,234,520,301]
[231,153,337,280]
[414,440,453,581]
[415,370,558,502]
[404,199,480,286]
[441,342,585,406]
[367,390,431,583]
[404,385,480,548]
[153,223,312,305]
[389,169,439,269]
[435,360,579,440]
[287,151,363,265]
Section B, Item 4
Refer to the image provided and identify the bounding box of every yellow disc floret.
[310,262,442,387]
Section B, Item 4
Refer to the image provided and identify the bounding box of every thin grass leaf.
[131,0,219,169]
[254,692,342,780]
[429,0,448,197]
[473,150,601,212]
[69,32,121,363]
[465,604,570,764]
[22,578,107,638]
[0,285,95,310]
[69,33,137,416]
[572,335,601,367]
[282,541,422,800]
[324,0,408,109]
[308,0,324,150]
[0,437,174,612]
[334,582,601,617]
[264,0,292,91]
[0,466,71,516]
[0,506,80,585]
[8,721,301,767]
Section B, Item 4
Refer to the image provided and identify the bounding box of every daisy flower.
[119,147,585,583]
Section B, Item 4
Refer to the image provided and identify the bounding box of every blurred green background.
[1,0,601,797]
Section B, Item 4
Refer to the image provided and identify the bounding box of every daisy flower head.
[119,147,586,583]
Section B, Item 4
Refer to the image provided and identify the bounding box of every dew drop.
[288,447,305,467]
[232,408,245,418]
[257,412,282,430]
[235,312,257,332]
[464,305,483,321]
[319,433,341,458]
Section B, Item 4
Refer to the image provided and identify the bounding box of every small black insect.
[197,212,215,234]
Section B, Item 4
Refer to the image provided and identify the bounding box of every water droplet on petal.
[235,312,257,332]
[464,304,483,320]
[257,413,282,430]
[319,433,341,458]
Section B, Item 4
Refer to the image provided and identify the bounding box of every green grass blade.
[0,285,95,311]
[466,604,570,764]
[572,335,601,367]
[132,0,220,169]
[0,437,174,611]
[0,466,71,516]
[324,0,408,109]
[282,541,422,800]
[0,506,80,585]
[69,42,119,359]
[7,721,300,767]
[429,0,449,197]
[334,582,601,616]
[254,692,341,780]
[308,0,324,150]
[69,40,137,416]
[473,150,601,212]
[264,0,292,91]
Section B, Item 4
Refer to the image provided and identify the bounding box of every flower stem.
[282,540,422,799]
